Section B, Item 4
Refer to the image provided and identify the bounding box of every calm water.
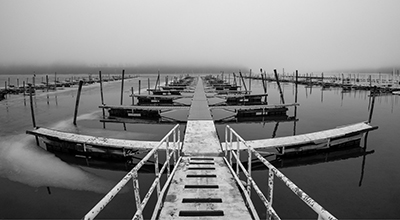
[0,73,399,219]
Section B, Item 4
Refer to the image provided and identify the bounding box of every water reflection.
[0,134,117,194]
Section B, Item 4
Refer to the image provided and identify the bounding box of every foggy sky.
[1,0,400,73]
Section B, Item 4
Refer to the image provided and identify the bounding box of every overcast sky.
[1,0,399,72]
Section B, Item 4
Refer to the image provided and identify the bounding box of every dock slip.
[83,76,338,220]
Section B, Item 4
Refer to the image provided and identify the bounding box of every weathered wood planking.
[99,104,190,111]
[26,127,160,150]
[157,157,255,219]
[210,103,299,110]
[223,122,377,151]
[182,120,222,156]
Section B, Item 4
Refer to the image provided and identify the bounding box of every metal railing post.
[166,137,170,178]
[178,125,181,154]
[236,136,240,175]
[229,129,233,166]
[225,126,228,157]
[173,129,177,165]
[132,172,143,220]
[154,150,161,198]
[247,147,252,195]
[267,168,274,220]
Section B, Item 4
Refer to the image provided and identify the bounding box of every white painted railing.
[225,125,337,220]
[83,124,181,220]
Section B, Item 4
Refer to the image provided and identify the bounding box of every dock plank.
[157,157,254,219]
[26,127,160,150]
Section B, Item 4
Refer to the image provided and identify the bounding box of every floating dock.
[25,75,380,220]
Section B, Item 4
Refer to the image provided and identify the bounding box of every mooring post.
[239,71,247,93]
[99,71,106,129]
[131,86,135,105]
[28,83,39,145]
[23,81,26,96]
[369,75,372,89]
[120,69,125,105]
[46,75,49,92]
[368,86,376,123]
[249,69,252,93]
[73,80,84,126]
[295,70,298,103]
[138,80,141,95]
[28,84,36,128]
[274,69,285,104]
[148,78,150,94]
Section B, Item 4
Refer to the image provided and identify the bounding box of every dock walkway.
[157,77,254,219]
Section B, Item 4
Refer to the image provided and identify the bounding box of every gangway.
[83,77,337,220]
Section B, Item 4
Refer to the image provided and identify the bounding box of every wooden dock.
[156,77,255,218]
[25,75,379,220]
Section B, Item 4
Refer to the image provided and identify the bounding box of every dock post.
[120,69,125,105]
[138,80,141,95]
[131,87,134,105]
[369,75,372,89]
[148,78,150,94]
[73,80,84,126]
[99,71,106,129]
[239,71,248,93]
[249,69,252,93]
[28,83,39,145]
[46,75,49,91]
[368,86,376,123]
[28,84,36,128]
[274,69,285,104]
[295,70,298,103]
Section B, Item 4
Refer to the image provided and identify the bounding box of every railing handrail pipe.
[83,124,180,220]
[225,125,337,220]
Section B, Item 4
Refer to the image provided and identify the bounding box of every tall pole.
[148,78,150,94]
[249,69,252,93]
[120,69,125,105]
[28,83,39,145]
[73,81,84,126]
[99,71,106,129]
[368,87,376,123]
[274,69,285,104]
[28,84,36,128]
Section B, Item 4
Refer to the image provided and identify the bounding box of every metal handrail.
[225,125,337,220]
[83,124,181,220]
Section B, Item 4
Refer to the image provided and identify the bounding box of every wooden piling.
[249,69,252,92]
[28,84,36,128]
[239,71,247,92]
[139,80,141,95]
[99,71,106,129]
[148,78,150,94]
[295,70,298,103]
[46,75,49,91]
[23,81,26,96]
[368,87,376,123]
[120,69,125,105]
[73,81,84,126]
[274,69,285,104]
[131,87,135,105]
